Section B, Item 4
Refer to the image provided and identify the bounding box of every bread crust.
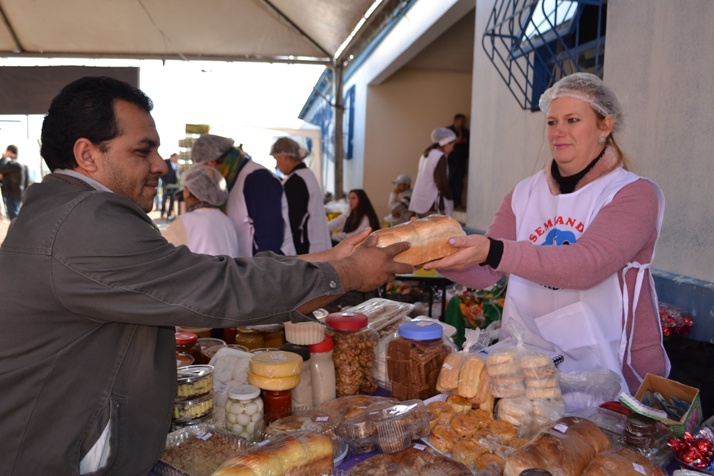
[371,215,465,265]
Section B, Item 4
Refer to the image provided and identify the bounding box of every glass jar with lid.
[262,390,292,424]
[262,326,285,348]
[387,320,453,401]
[325,312,378,397]
[225,384,263,440]
[175,332,202,365]
[235,327,264,350]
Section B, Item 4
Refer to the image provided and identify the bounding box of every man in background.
[446,113,470,210]
[160,152,180,219]
[0,145,28,219]
[385,173,413,226]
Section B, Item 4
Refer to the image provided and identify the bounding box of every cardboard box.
[634,373,702,437]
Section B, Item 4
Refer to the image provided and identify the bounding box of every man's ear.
[73,138,100,173]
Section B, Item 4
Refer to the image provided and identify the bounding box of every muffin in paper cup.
[284,321,326,345]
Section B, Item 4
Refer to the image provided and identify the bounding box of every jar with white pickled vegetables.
[225,384,263,440]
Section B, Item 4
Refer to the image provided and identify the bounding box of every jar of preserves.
[262,390,292,424]
[196,337,226,365]
[325,312,378,397]
[308,336,336,406]
[175,332,202,365]
[235,327,264,350]
[262,326,285,348]
[387,320,452,401]
[225,384,263,440]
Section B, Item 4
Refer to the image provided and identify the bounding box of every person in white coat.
[191,134,295,257]
[409,128,456,217]
[163,165,239,257]
[271,137,331,254]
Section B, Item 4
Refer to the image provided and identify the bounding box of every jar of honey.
[235,327,264,350]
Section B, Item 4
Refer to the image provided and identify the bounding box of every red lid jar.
[325,312,378,397]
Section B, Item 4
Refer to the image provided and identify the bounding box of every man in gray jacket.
[0,76,412,476]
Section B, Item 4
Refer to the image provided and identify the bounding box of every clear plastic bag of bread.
[211,430,334,476]
[436,329,489,397]
[485,320,561,399]
[495,396,566,438]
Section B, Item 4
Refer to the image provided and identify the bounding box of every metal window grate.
[482,0,605,110]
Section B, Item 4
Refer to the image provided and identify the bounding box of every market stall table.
[378,269,452,318]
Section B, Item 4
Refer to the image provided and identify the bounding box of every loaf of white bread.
[503,416,611,476]
[211,432,333,476]
[372,215,465,265]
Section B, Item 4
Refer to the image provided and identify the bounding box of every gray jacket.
[0,173,343,475]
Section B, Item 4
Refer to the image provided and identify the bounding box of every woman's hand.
[423,234,491,271]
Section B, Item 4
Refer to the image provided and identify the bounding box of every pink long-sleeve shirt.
[443,154,668,392]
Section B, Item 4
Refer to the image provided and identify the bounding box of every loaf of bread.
[503,416,610,476]
[212,431,333,476]
[371,215,465,265]
[582,447,666,476]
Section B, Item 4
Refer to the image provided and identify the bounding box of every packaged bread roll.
[371,215,465,265]
[436,352,463,393]
[212,431,333,476]
[457,354,485,398]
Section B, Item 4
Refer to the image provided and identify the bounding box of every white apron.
[504,167,667,391]
[227,160,296,257]
[410,149,454,216]
[290,168,331,253]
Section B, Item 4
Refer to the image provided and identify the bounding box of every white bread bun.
[371,215,465,266]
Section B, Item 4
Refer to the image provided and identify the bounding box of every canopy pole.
[332,63,345,200]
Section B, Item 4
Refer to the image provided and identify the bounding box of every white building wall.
[469,0,714,282]
[604,0,714,282]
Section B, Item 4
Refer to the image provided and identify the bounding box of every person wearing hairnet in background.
[163,164,239,257]
[271,137,332,254]
[191,134,296,257]
[427,73,670,394]
[409,127,456,217]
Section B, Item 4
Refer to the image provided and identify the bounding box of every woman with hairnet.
[271,137,331,254]
[163,165,239,257]
[409,127,456,217]
[427,73,669,394]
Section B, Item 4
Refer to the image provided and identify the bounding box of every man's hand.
[332,234,414,292]
[300,228,372,263]
[423,234,490,271]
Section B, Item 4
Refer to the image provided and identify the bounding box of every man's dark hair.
[453,113,466,121]
[6,145,18,155]
[40,76,153,171]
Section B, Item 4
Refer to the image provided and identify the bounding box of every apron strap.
[619,261,649,384]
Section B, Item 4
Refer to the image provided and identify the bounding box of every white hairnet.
[539,73,624,133]
[270,137,308,160]
[431,127,457,146]
[182,165,229,207]
[191,134,234,163]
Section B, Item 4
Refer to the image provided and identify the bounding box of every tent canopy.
[0,0,407,64]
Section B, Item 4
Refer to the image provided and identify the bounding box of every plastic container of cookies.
[334,399,430,454]
[176,365,214,401]
[173,392,215,422]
